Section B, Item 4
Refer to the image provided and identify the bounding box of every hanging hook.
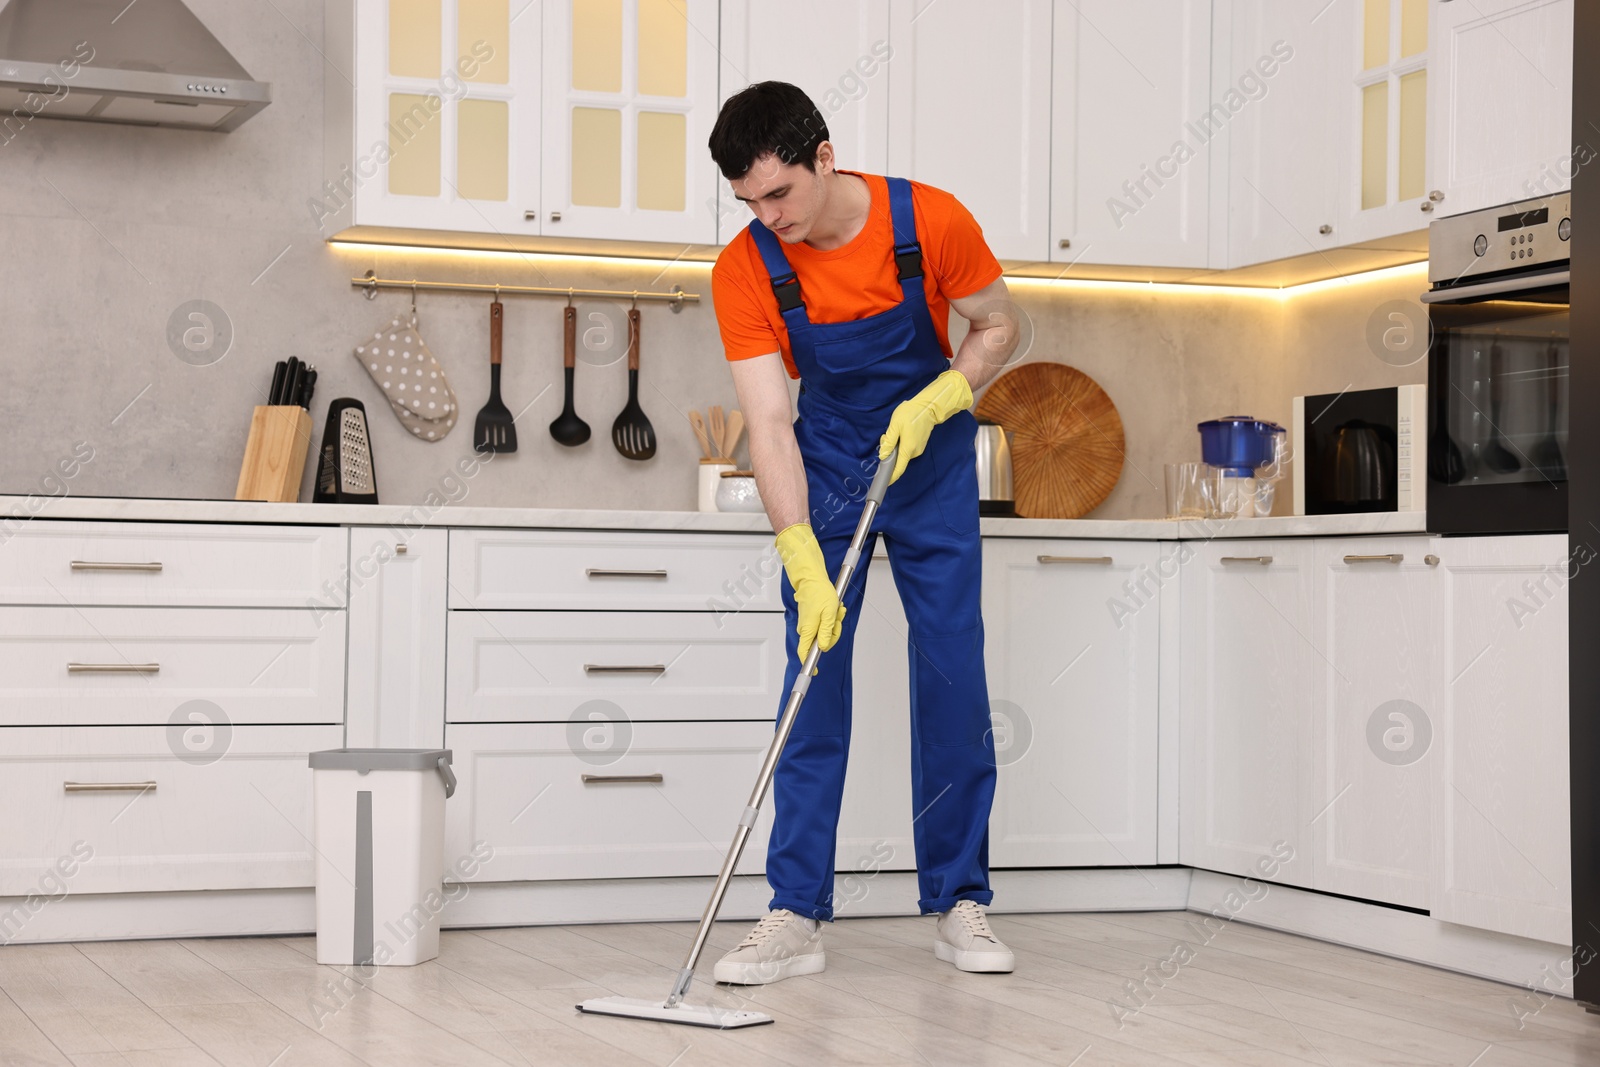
[567,286,574,308]
[494,283,501,303]
[631,289,638,310]
[410,279,418,316]
[362,269,379,301]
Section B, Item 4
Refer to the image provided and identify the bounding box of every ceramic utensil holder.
[698,457,734,512]
[236,405,313,503]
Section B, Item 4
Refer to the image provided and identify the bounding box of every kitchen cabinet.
[717,0,892,245]
[443,720,776,881]
[1051,0,1213,269]
[1224,0,1347,267]
[836,546,916,876]
[981,539,1162,867]
[541,0,722,243]
[345,528,448,750]
[1333,0,1434,244]
[1179,538,1315,886]
[0,725,339,896]
[1308,536,1434,910]
[332,0,543,235]
[1431,533,1571,945]
[1427,0,1574,218]
[885,0,1053,262]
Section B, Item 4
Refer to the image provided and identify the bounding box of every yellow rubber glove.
[775,522,846,673]
[878,368,974,484]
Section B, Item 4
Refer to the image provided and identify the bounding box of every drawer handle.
[1037,555,1113,565]
[584,664,667,674]
[67,663,160,674]
[585,568,669,579]
[1343,553,1404,564]
[1221,556,1273,565]
[69,561,163,572]
[581,773,664,785]
[64,781,156,793]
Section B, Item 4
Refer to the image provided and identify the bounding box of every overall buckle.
[894,244,923,281]
[770,272,804,313]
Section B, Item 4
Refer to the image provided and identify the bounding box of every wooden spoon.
[723,410,744,460]
[688,410,713,458]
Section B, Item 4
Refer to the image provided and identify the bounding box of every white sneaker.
[713,908,825,985]
[933,900,1015,973]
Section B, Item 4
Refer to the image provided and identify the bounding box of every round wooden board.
[975,363,1124,519]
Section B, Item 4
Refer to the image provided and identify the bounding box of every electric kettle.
[976,419,1014,516]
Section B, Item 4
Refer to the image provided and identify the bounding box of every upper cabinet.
[885,0,1053,262]
[541,0,721,243]
[717,1,892,245]
[1052,0,1214,269]
[1428,0,1574,218]
[1334,0,1434,244]
[1225,1,1346,266]
[338,0,542,235]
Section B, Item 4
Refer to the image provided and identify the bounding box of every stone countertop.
[0,494,1430,540]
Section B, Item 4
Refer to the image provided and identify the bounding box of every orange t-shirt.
[711,170,1004,378]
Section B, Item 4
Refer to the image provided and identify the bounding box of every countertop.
[0,494,1430,540]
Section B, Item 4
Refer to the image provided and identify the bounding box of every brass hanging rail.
[351,270,698,312]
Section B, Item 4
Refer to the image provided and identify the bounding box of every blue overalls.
[748,176,997,922]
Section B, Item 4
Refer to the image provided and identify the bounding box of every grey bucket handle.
[436,754,456,799]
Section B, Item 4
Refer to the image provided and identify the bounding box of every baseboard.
[1186,869,1574,993]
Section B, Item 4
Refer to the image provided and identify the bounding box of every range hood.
[0,0,269,132]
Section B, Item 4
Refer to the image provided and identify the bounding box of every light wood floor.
[2,911,1597,1066]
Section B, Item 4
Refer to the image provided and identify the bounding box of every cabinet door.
[1309,536,1433,909]
[1432,534,1571,945]
[541,0,720,243]
[1333,0,1433,243]
[1225,0,1344,267]
[346,528,447,750]
[982,540,1161,867]
[351,0,541,234]
[886,0,1052,262]
[1052,0,1212,268]
[837,547,916,877]
[1428,0,1574,217]
[717,1,891,245]
[1179,539,1315,885]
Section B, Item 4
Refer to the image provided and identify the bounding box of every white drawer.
[448,529,782,611]
[0,725,340,896]
[0,521,347,607]
[446,610,783,723]
[444,721,774,881]
[0,607,346,726]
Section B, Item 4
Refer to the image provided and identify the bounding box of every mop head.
[576,996,773,1029]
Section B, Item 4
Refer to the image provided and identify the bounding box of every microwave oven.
[1291,385,1426,515]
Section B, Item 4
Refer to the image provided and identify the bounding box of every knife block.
[236,405,313,503]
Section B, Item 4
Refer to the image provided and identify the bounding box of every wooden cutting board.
[974,363,1124,519]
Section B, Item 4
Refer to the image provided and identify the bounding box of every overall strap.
[886,176,924,300]
[747,218,811,329]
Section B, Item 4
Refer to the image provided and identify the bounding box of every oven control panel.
[1428,190,1570,285]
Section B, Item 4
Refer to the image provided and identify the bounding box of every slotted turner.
[612,308,656,460]
[474,298,517,453]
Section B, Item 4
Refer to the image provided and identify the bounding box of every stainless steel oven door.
[1424,270,1569,534]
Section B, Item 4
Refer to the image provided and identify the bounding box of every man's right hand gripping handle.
[775,522,846,673]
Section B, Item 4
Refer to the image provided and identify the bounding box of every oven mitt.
[354,313,459,442]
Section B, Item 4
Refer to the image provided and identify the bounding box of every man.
[706,81,1020,985]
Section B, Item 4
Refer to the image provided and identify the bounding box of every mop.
[576,447,897,1029]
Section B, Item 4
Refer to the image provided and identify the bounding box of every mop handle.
[665,447,898,1007]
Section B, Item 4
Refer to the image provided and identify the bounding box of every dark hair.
[707,81,830,180]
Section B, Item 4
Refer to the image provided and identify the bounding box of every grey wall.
[0,0,1429,521]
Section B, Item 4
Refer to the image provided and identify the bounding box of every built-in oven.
[1424,192,1570,535]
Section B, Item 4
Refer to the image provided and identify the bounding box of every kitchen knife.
[300,368,317,410]
[284,358,304,411]
[268,360,287,405]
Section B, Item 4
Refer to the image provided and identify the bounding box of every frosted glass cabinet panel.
[542,0,720,242]
[348,0,541,234]
[1339,0,1431,243]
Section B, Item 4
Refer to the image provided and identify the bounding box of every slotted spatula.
[612,308,656,460]
[474,298,517,453]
